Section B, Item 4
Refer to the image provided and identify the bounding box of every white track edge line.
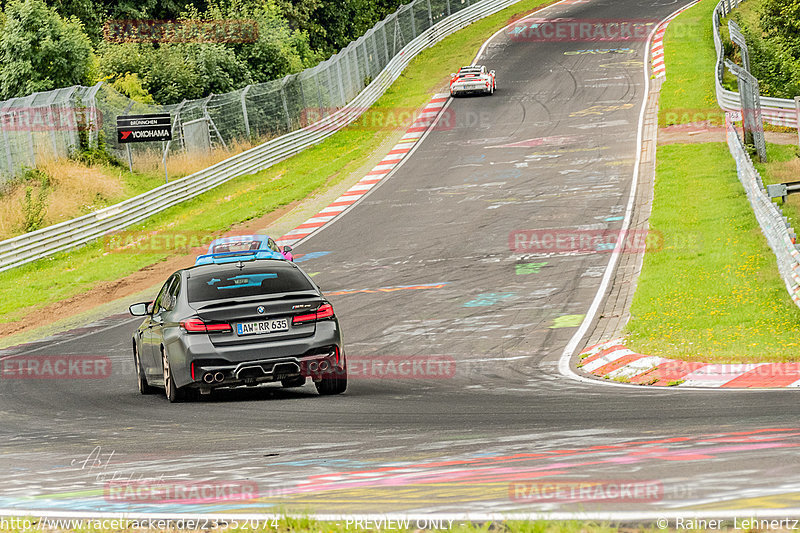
[553,0,786,393]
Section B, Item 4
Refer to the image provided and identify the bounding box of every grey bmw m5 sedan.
[129,256,346,402]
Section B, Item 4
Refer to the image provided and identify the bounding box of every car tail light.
[316,304,334,320]
[180,318,232,334]
[191,361,196,380]
[293,304,335,325]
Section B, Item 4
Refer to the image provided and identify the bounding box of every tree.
[0,0,93,99]
[45,0,103,43]
[276,0,403,56]
[761,0,800,57]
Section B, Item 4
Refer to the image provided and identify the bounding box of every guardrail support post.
[727,59,767,162]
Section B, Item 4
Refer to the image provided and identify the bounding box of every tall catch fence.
[0,0,475,184]
[0,0,520,272]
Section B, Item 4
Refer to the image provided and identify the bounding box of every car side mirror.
[129,302,150,316]
[282,245,293,253]
[490,70,495,76]
[450,73,455,78]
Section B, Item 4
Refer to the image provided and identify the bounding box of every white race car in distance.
[449,65,496,96]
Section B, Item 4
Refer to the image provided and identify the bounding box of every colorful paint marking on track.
[276,94,449,246]
[326,283,449,297]
[650,0,702,78]
[9,428,800,514]
[581,339,800,388]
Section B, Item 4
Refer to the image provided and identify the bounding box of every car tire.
[134,346,158,395]
[315,368,347,396]
[281,376,306,388]
[162,349,186,403]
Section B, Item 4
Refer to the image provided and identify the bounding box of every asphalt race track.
[2,0,800,520]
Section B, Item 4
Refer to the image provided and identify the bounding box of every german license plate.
[236,318,289,336]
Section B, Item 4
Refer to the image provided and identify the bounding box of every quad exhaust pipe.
[308,360,331,373]
[203,372,225,383]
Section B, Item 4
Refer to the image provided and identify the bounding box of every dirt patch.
[659,123,799,145]
[0,201,300,339]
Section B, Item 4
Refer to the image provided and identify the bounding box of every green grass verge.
[626,142,800,363]
[0,0,553,325]
[658,0,721,127]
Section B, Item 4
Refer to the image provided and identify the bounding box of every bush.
[726,0,800,98]
[0,0,93,99]
[19,168,50,232]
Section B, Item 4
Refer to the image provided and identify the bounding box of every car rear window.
[188,267,314,302]
[211,240,261,253]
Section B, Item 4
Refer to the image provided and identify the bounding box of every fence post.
[0,106,13,176]
[240,85,252,139]
[410,3,417,37]
[427,0,434,26]
[726,59,767,162]
[795,96,800,148]
[380,17,391,67]
[728,20,750,73]
[85,82,103,149]
[315,70,326,117]
[280,77,292,131]
[22,96,37,168]
[44,90,60,159]
[64,86,80,156]
[203,94,227,151]
[335,59,347,107]
[349,45,362,92]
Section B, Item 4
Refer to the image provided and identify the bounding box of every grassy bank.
[658,0,720,127]
[625,142,800,362]
[0,141,258,240]
[0,0,553,326]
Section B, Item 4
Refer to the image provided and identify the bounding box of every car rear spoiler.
[194,250,284,265]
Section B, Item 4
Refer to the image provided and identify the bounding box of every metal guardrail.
[0,0,520,273]
[726,121,800,308]
[713,0,799,127]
